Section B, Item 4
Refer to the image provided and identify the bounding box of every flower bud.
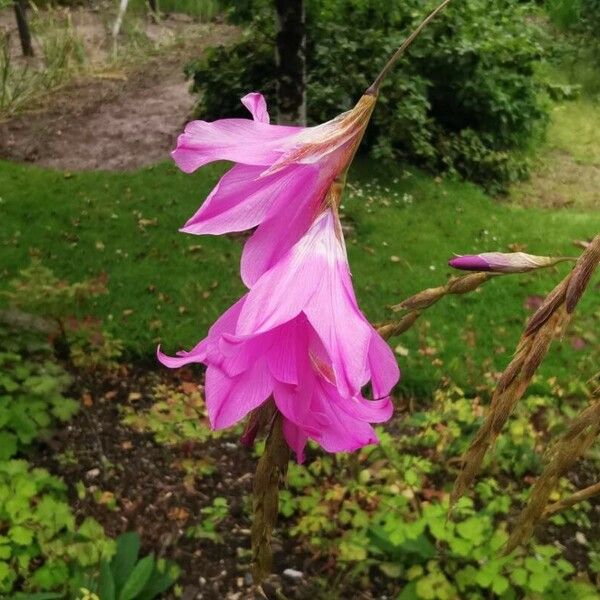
[449,252,569,274]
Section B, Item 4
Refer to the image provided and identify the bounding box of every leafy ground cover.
[1,156,598,394]
[29,362,599,599]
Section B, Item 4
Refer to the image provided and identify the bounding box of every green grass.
[129,0,223,20]
[1,159,598,394]
[508,97,600,210]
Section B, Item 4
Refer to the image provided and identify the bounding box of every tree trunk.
[148,0,159,22]
[13,0,33,58]
[112,0,129,40]
[274,0,306,125]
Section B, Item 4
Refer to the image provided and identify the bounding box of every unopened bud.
[449,252,570,274]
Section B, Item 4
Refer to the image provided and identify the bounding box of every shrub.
[0,325,78,460]
[185,0,548,192]
[0,460,113,596]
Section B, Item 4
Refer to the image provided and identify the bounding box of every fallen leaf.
[168,507,190,522]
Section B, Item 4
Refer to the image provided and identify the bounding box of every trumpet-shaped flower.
[173,92,375,287]
[158,209,399,461]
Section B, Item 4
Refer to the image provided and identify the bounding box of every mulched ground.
[30,365,325,600]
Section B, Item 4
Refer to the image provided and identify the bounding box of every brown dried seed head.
[446,272,493,294]
[394,286,446,311]
[524,278,568,337]
[377,311,422,339]
[522,309,567,381]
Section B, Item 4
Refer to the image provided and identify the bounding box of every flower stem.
[366,0,453,96]
[251,410,290,586]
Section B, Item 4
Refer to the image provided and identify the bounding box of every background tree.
[274,0,306,125]
[13,0,33,57]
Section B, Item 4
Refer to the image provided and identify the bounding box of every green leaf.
[139,563,177,600]
[111,532,140,592]
[9,525,34,546]
[98,559,116,600]
[492,575,510,595]
[510,567,528,587]
[528,571,547,593]
[0,432,17,460]
[398,581,418,600]
[119,554,155,600]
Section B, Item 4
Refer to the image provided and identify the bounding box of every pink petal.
[273,380,319,435]
[266,316,311,386]
[367,329,400,399]
[205,360,273,430]
[282,418,308,463]
[156,339,208,368]
[310,381,379,453]
[241,92,270,124]
[217,329,277,377]
[157,297,244,370]
[302,212,372,398]
[236,214,331,335]
[240,167,320,286]
[181,163,317,237]
[172,119,301,174]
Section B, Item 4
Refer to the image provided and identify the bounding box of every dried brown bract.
[506,395,600,553]
[451,235,600,510]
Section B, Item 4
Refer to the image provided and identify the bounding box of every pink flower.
[158,209,399,461]
[173,92,376,287]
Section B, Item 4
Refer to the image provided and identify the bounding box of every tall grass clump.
[0,8,85,118]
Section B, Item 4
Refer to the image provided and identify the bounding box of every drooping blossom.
[158,209,399,461]
[172,92,376,287]
[449,252,571,274]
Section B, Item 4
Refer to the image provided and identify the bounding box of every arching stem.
[366,0,453,96]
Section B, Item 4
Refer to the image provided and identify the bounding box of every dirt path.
[0,15,237,171]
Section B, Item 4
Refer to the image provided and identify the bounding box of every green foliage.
[0,326,78,460]
[2,259,107,325]
[279,384,599,598]
[0,315,114,597]
[2,260,123,370]
[186,497,229,543]
[186,0,548,191]
[121,384,220,445]
[0,460,113,596]
[546,0,582,28]
[2,160,599,393]
[80,532,179,600]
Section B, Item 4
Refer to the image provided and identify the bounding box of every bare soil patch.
[0,9,237,171]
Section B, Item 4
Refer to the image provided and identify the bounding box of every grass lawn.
[1,157,598,395]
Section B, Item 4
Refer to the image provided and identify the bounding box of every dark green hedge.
[186,0,549,192]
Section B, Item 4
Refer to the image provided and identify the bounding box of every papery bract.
[158,209,399,461]
[173,92,375,287]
